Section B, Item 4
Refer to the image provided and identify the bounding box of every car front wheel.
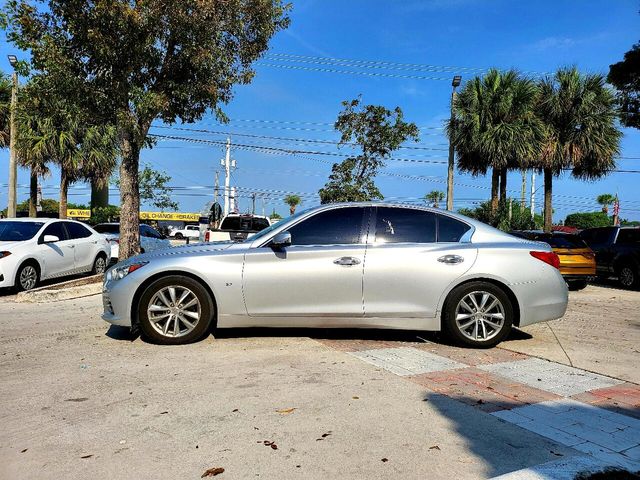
[138,275,214,345]
[442,281,514,348]
[15,262,39,292]
[618,266,639,289]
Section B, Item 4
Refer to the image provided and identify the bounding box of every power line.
[256,63,455,81]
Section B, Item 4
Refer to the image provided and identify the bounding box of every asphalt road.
[0,285,638,479]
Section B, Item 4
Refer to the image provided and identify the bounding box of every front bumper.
[101,276,134,327]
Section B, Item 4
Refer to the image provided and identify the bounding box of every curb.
[15,274,103,303]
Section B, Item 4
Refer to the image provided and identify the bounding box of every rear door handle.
[438,254,464,265]
[67,245,75,249]
[333,256,361,266]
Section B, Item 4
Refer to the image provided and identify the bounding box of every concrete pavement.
[0,285,638,479]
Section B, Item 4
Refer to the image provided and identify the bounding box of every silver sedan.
[102,203,568,348]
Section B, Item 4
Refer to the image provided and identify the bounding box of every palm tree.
[284,194,301,215]
[448,69,545,214]
[424,190,445,208]
[596,193,615,214]
[537,68,622,232]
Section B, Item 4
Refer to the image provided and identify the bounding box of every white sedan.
[94,223,171,261]
[0,218,111,291]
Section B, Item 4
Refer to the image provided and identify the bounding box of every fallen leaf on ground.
[65,398,89,402]
[201,467,224,477]
[81,454,93,459]
[321,433,331,438]
[429,445,441,451]
[352,396,359,400]
[232,409,239,412]
[381,458,388,462]
[270,444,278,450]
[160,411,169,415]
[276,408,296,415]
[20,449,27,453]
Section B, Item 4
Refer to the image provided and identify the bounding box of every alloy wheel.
[94,257,106,274]
[20,266,38,291]
[147,285,201,338]
[455,291,505,342]
[620,267,635,287]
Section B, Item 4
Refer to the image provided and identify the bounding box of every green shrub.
[564,212,612,229]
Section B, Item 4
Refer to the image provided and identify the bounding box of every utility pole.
[220,137,235,217]
[251,193,256,215]
[7,55,19,218]
[213,170,219,206]
[520,170,527,209]
[446,75,462,211]
[530,171,536,221]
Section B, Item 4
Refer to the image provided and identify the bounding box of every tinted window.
[141,225,162,239]
[64,221,92,239]
[220,217,241,231]
[580,228,612,245]
[375,207,436,244]
[252,218,270,231]
[437,215,471,242]
[94,224,119,234]
[0,221,44,241]
[41,222,68,242]
[617,229,640,244]
[545,234,587,249]
[287,207,364,246]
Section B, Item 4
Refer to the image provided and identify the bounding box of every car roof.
[0,217,56,222]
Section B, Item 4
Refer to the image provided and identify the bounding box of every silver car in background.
[102,203,568,348]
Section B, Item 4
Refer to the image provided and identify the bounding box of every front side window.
[287,207,365,246]
[40,222,68,242]
[617,229,640,244]
[0,221,44,241]
[375,207,436,244]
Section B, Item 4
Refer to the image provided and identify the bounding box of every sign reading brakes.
[66,210,200,222]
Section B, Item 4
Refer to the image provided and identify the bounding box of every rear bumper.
[512,269,569,327]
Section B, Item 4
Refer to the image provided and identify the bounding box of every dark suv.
[579,226,640,288]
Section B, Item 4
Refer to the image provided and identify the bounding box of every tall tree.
[537,68,622,232]
[283,194,301,215]
[448,69,545,215]
[7,0,290,259]
[596,193,616,214]
[319,97,419,203]
[424,190,445,208]
[114,163,179,211]
[608,42,640,130]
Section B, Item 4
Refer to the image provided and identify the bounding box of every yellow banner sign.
[67,209,91,219]
[139,211,200,222]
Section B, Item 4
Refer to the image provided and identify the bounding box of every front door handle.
[333,256,361,266]
[67,245,75,249]
[437,254,464,265]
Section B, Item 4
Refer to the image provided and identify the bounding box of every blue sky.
[1,0,640,220]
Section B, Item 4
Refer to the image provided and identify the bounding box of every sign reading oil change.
[139,211,200,222]
[67,210,200,222]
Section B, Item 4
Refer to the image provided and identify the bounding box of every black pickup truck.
[579,226,640,288]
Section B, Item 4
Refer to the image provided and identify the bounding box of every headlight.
[0,251,11,259]
[106,262,148,281]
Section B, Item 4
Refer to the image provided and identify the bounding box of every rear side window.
[375,207,436,243]
[94,224,119,234]
[40,222,68,242]
[437,215,471,242]
[64,221,92,239]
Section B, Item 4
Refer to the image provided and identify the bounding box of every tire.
[442,281,514,348]
[567,279,588,291]
[15,261,40,292]
[138,275,214,345]
[174,233,184,240]
[618,265,639,289]
[91,254,107,275]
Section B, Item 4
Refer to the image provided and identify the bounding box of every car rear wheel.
[442,281,513,348]
[138,275,213,345]
[618,266,639,289]
[91,254,107,275]
[174,233,184,240]
[15,262,39,292]
[567,279,588,291]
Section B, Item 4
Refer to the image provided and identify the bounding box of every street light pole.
[7,55,18,218]
[446,75,461,211]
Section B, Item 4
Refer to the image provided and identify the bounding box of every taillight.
[205,231,210,242]
[530,251,561,269]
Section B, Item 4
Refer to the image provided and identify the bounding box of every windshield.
[244,207,316,242]
[0,221,44,241]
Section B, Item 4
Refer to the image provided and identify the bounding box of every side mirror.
[270,231,291,249]
[43,235,60,243]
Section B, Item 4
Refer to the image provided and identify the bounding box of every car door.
[37,221,74,279]
[63,221,95,272]
[139,225,156,252]
[363,207,478,318]
[242,206,368,317]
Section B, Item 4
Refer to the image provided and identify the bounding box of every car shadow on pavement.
[424,392,640,478]
[212,326,442,344]
[106,325,139,341]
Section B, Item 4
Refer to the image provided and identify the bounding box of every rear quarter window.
[437,215,471,242]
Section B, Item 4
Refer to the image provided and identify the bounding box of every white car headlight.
[106,262,148,281]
